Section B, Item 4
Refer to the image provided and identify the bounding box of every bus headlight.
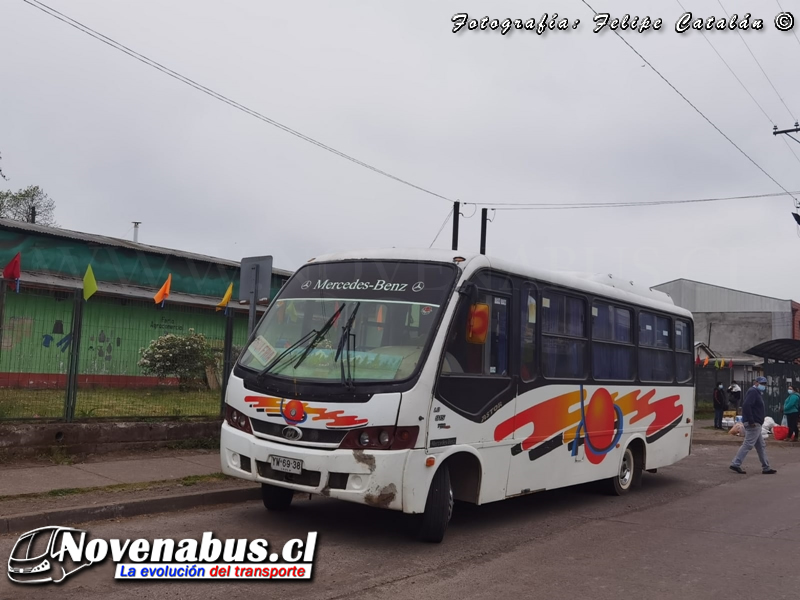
[341,426,419,450]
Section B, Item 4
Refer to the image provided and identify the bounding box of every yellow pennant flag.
[154,274,172,305]
[720,358,725,368]
[83,264,98,301]
[216,282,233,312]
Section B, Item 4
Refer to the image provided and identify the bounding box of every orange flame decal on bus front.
[244,395,369,429]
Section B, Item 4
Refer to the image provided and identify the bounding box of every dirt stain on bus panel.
[353,449,376,472]
[365,483,397,508]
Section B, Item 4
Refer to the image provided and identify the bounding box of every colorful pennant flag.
[216,282,233,313]
[714,359,720,368]
[720,358,726,368]
[3,252,20,293]
[729,359,733,369]
[154,274,172,307]
[83,264,98,301]
[695,355,701,366]
[703,356,709,367]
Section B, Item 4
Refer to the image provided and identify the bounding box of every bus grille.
[249,416,348,445]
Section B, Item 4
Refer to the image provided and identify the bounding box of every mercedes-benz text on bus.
[220,249,695,542]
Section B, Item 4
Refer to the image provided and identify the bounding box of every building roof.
[652,278,792,313]
[654,277,791,303]
[0,218,294,277]
[744,339,800,363]
[20,271,268,312]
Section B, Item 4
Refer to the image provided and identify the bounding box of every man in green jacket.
[784,386,800,442]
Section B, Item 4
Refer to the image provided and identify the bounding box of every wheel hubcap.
[619,452,632,487]
[447,487,454,522]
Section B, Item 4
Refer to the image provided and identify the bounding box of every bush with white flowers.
[138,330,215,389]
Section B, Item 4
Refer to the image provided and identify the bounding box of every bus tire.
[261,483,294,510]
[418,464,453,543]
[605,446,637,496]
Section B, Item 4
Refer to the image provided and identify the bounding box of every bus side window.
[441,292,509,376]
[520,286,536,382]
[541,291,587,379]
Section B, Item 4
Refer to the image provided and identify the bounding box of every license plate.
[270,455,302,474]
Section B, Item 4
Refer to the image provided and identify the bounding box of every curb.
[0,485,263,535]
[692,437,800,447]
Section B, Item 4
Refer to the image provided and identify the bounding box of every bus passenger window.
[442,293,509,376]
[520,287,536,382]
[639,311,674,382]
[541,291,587,379]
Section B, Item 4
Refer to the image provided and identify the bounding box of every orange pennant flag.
[154,274,172,305]
[703,356,709,367]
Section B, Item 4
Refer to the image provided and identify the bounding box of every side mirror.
[458,281,479,304]
[466,303,490,345]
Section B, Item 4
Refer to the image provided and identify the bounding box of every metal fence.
[0,281,252,421]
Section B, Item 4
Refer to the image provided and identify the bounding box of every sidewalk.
[1,450,223,496]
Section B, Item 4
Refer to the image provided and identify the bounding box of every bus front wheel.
[261,483,294,510]
[418,464,454,543]
[605,446,638,496]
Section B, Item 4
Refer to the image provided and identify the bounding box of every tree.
[0,152,7,182]
[0,185,58,226]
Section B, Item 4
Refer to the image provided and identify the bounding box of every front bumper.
[220,421,410,511]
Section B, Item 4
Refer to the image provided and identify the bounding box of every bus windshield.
[238,260,459,384]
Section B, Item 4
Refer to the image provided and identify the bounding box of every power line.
[480,190,800,208]
[429,205,453,247]
[777,0,800,51]
[717,0,797,123]
[578,0,798,203]
[674,0,800,168]
[22,0,455,205]
[482,189,800,210]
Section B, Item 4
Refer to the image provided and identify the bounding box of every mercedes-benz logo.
[282,426,302,441]
[301,281,312,290]
[412,282,425,292]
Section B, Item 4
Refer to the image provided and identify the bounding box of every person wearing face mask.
[783,385,800,442]
[713,382,727,429]
[730,377,777,474]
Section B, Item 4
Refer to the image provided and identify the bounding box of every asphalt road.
[2,442,799,600]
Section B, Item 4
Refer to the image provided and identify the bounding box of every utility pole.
[132,221,141,243]
[774,123,800,142]
[451,201,459,251]
[480,208,488,255]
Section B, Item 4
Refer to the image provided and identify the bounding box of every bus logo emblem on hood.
[282,426,302,441]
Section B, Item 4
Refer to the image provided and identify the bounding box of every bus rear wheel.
[261,483,294,510]
[418,464,454,543]
[605,446,638,496]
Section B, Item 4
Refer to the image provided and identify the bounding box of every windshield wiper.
[335,302,360,389]
[291,303,347,370]
[256,329,318,379]
[255,303,346,379]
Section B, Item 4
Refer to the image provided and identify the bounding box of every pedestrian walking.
[783,385,800,442]
[730,377,777,474]
[713,382,726,429]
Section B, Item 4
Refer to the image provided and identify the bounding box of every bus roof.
[307,248,693,320]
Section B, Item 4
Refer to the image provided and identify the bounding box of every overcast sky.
[3,0,800,303]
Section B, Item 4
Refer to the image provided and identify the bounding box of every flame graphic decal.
[494,387,683,464]
[244,395,369,429]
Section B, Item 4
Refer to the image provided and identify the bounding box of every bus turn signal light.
[426,457,435,467]
[340,426,419,450]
